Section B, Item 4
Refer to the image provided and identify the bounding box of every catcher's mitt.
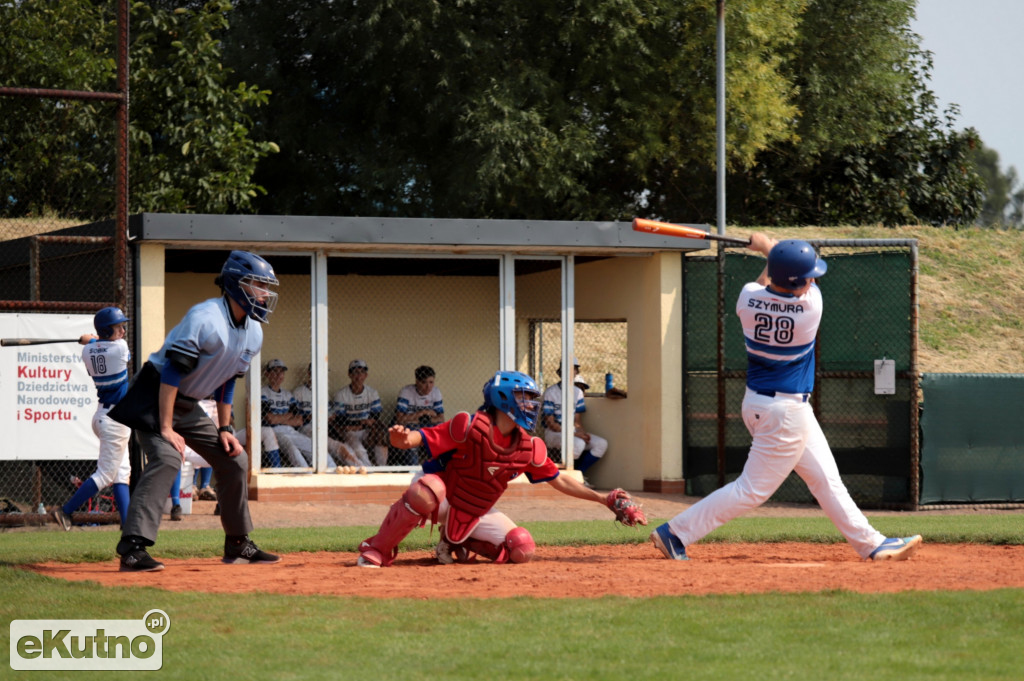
[605,488,647,527]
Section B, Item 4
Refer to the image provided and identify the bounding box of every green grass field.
[3,515,1022,681]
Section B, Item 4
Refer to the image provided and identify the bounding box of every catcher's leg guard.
[358,474,445,567]
[459,527,536,564]
[504,527,536,564]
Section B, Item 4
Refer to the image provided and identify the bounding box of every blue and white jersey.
[149,296,263,400]
[261,385,296,426]
[292,383,312,422]
[737,281,823,395]
[82,338,131,406]
[540,382,585,426]
[331,384,383,422]
[395,384,444,418]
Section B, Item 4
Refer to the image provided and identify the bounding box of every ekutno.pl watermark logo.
[9,609,170,671]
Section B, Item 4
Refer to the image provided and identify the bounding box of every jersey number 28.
[753,313,795,344]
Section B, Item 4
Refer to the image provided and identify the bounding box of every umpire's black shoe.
[223,535,281,565]
[119,549,165,572]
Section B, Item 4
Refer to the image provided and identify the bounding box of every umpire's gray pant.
[122,396,252,544]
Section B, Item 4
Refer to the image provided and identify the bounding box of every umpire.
[111,251,281,572]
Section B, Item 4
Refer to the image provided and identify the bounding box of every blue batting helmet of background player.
[482,371,541,432]
[218,251,280,323]
[93,306,129,339]
[767,240,827,291]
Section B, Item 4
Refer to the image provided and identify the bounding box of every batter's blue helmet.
[218,251,279,323]
[767,240,827,291]
[94,306,129,339]
[482,371,541,432]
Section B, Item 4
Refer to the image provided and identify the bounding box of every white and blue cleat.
[651,523,689,561]
[869,535,923,561]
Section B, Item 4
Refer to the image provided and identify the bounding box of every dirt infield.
[22,493,1024,597]
[27,543,1024,598]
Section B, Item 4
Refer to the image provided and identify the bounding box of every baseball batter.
[651,234,922,562]
[52,307,132,530]
[356,371,646,568]
[110,250,281,571]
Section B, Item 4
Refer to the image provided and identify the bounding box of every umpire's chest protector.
[442,412,546,543]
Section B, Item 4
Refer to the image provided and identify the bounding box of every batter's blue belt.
[754,389,810,403]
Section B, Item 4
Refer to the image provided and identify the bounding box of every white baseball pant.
[88,405,132,488]
[543,430,608,461]
[668,389,886,558]
[341,429,381,467]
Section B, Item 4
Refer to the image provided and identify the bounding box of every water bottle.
[605,373,614,392]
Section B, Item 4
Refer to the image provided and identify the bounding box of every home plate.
[767,563,827,568]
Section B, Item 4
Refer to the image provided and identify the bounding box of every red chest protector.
[442,411,546,544]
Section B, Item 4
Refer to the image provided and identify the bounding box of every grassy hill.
[717,225,1024,373]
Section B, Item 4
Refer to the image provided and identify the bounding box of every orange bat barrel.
[632,218,750,245]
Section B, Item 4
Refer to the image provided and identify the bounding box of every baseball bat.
[632,218,751,246]
[1,338,81,347]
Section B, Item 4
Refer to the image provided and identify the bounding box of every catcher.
[357,370,646,567]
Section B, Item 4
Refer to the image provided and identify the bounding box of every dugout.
[126,213,704,502]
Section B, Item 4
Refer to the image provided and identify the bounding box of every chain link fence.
[683,240,919,509]
[1,0,129,526]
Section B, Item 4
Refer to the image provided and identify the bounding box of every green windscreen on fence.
[920,373,1024,504]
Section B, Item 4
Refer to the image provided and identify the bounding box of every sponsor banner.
[0,313,99,460]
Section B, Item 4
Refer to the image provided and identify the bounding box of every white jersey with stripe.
[148,296,263,399]
[82,338,131,405]
[261,385,296,426]
[331,384,383,422]
[293,383,312,420]
[736,282,823,395]
[395,384,444,417]
[541,382,585,426]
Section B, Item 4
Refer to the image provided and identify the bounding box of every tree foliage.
[969,141,1023,228]
[0,0,275,218]
[3,0,985,225]
[719,0,983,226]
[222,0,802,219]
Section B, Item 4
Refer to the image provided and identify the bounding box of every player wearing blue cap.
[110,251,281,571]
[52,307,132,530]
[651,234,922,562]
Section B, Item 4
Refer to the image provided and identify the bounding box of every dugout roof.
[126,213,711,255]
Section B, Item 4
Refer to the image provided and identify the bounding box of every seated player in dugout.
[540,358,608,482]
[391,365,445,465]
[356,371,647,568]
[290,363,364,471]
[330,359,388,467]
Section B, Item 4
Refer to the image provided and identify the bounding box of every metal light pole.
[716,0,726,236]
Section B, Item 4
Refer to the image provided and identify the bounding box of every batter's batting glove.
[605,488,648,527]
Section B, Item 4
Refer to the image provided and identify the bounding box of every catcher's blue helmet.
[218,251,279,323]
[94,306,129,339]
[482,371,541,432]
[767,240,827,291]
